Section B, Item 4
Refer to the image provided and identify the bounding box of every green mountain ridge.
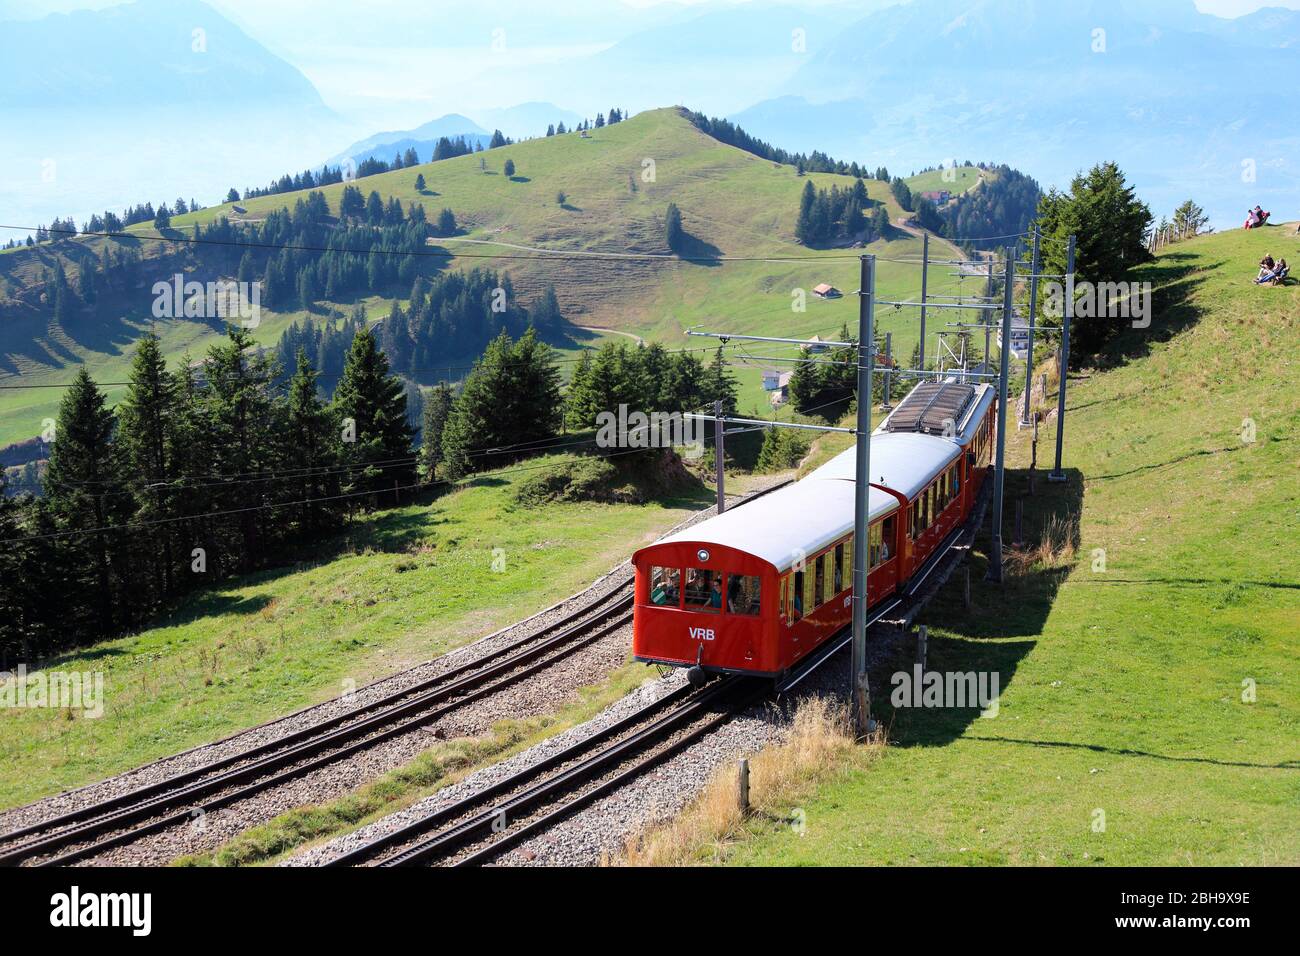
[0,107,990,449]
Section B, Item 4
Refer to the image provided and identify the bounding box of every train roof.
[643,472,898,573]
[808,432,963,501]
[638,382,994,574]
[875,382,995,446]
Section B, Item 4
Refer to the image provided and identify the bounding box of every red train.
[632,381,997,684]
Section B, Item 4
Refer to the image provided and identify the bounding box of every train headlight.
[697,549,710,562]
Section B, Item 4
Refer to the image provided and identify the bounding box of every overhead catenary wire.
[0,442,665,545]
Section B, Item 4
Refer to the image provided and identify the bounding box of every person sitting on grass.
[1256,254,1276,283]
[1268,258,1289,286]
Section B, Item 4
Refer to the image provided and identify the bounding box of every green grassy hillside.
[906,165,985,196]
[724,224,1300,865]
[0,108,968,445]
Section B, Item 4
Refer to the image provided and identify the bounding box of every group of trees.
[373,270,562,379]
[684,111,865,177]
[564,341,738,432]
[0,327,414,662]
[938,166,1041,251]
[785,326,907,420]
[1032,162,1154,356]
[795,178,887,246]
[203,188,436,310]
[236,164,351,202]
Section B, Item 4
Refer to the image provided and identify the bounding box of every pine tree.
[665,202,684,253]
[332,328,415,504]
[419,382,453,481]
[504,159,516,179]
[43,369,130,637]
[442,329,560,478]
[204,328,282,572]
[795,179,817,244]
[284,350,338,533]
[414,173,426,192]
[117,333,183,608]
[702,347,738,415]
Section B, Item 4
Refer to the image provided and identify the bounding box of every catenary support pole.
[851,254,877,737]
[1048,235,1076,482]
[1021,224,1041,426]
[882,332,893,409]
[984,258,995,366]
[714,399,725,513]
[987,246,1016,584]
[918,233,929,370]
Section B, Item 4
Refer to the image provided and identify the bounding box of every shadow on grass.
[964,734,1300,771]
[873,467,1083,747]
[1083,252,1212,372]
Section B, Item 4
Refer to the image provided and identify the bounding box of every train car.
[632,380,996,684]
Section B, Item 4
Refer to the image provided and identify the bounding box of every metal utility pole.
[1021,224,1041,426]
[881,332,893,409]
[1048,235,1076,483]
[714,399,725,513]
[851,254,877,737]
[983,259,995,367]
[987,246,1016,584]
[918,233,929,371]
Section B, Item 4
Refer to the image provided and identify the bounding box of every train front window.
[727,575,761,616]
[792,570,805,621]
[684,568,721,612]
[881,516,896,561]
[649,567,680,607]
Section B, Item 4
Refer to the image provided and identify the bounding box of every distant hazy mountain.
[729,0,1299,227]
[0,0,327,110]
[324,114,492,170]
[1,0,348,232]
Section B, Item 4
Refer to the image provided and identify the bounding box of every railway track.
[325,674,768,867]
[0,479,792,868]
[0,587,633,867]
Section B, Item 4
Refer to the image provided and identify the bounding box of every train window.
[802,564,815,616]
[792,570,805,620]
[649,567,680,607]
[727,575,761,616]
[814,554,827,607]
[780,575,790,623]
[881,516,896,561]
[869,523,883,567]
[952,465,961,496]
[833,543,844,593]
[684,568,721,612]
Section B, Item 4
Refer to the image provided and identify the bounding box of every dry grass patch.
[612,697,878,866]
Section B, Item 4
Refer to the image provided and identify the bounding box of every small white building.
[997,317,1032,359]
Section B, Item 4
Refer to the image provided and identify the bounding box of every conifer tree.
[44,368,130,636]
[419,382,453,481]
[332,328,414,504]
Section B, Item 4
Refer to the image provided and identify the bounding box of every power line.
[0,443,657,545]
[0,223,873,265]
